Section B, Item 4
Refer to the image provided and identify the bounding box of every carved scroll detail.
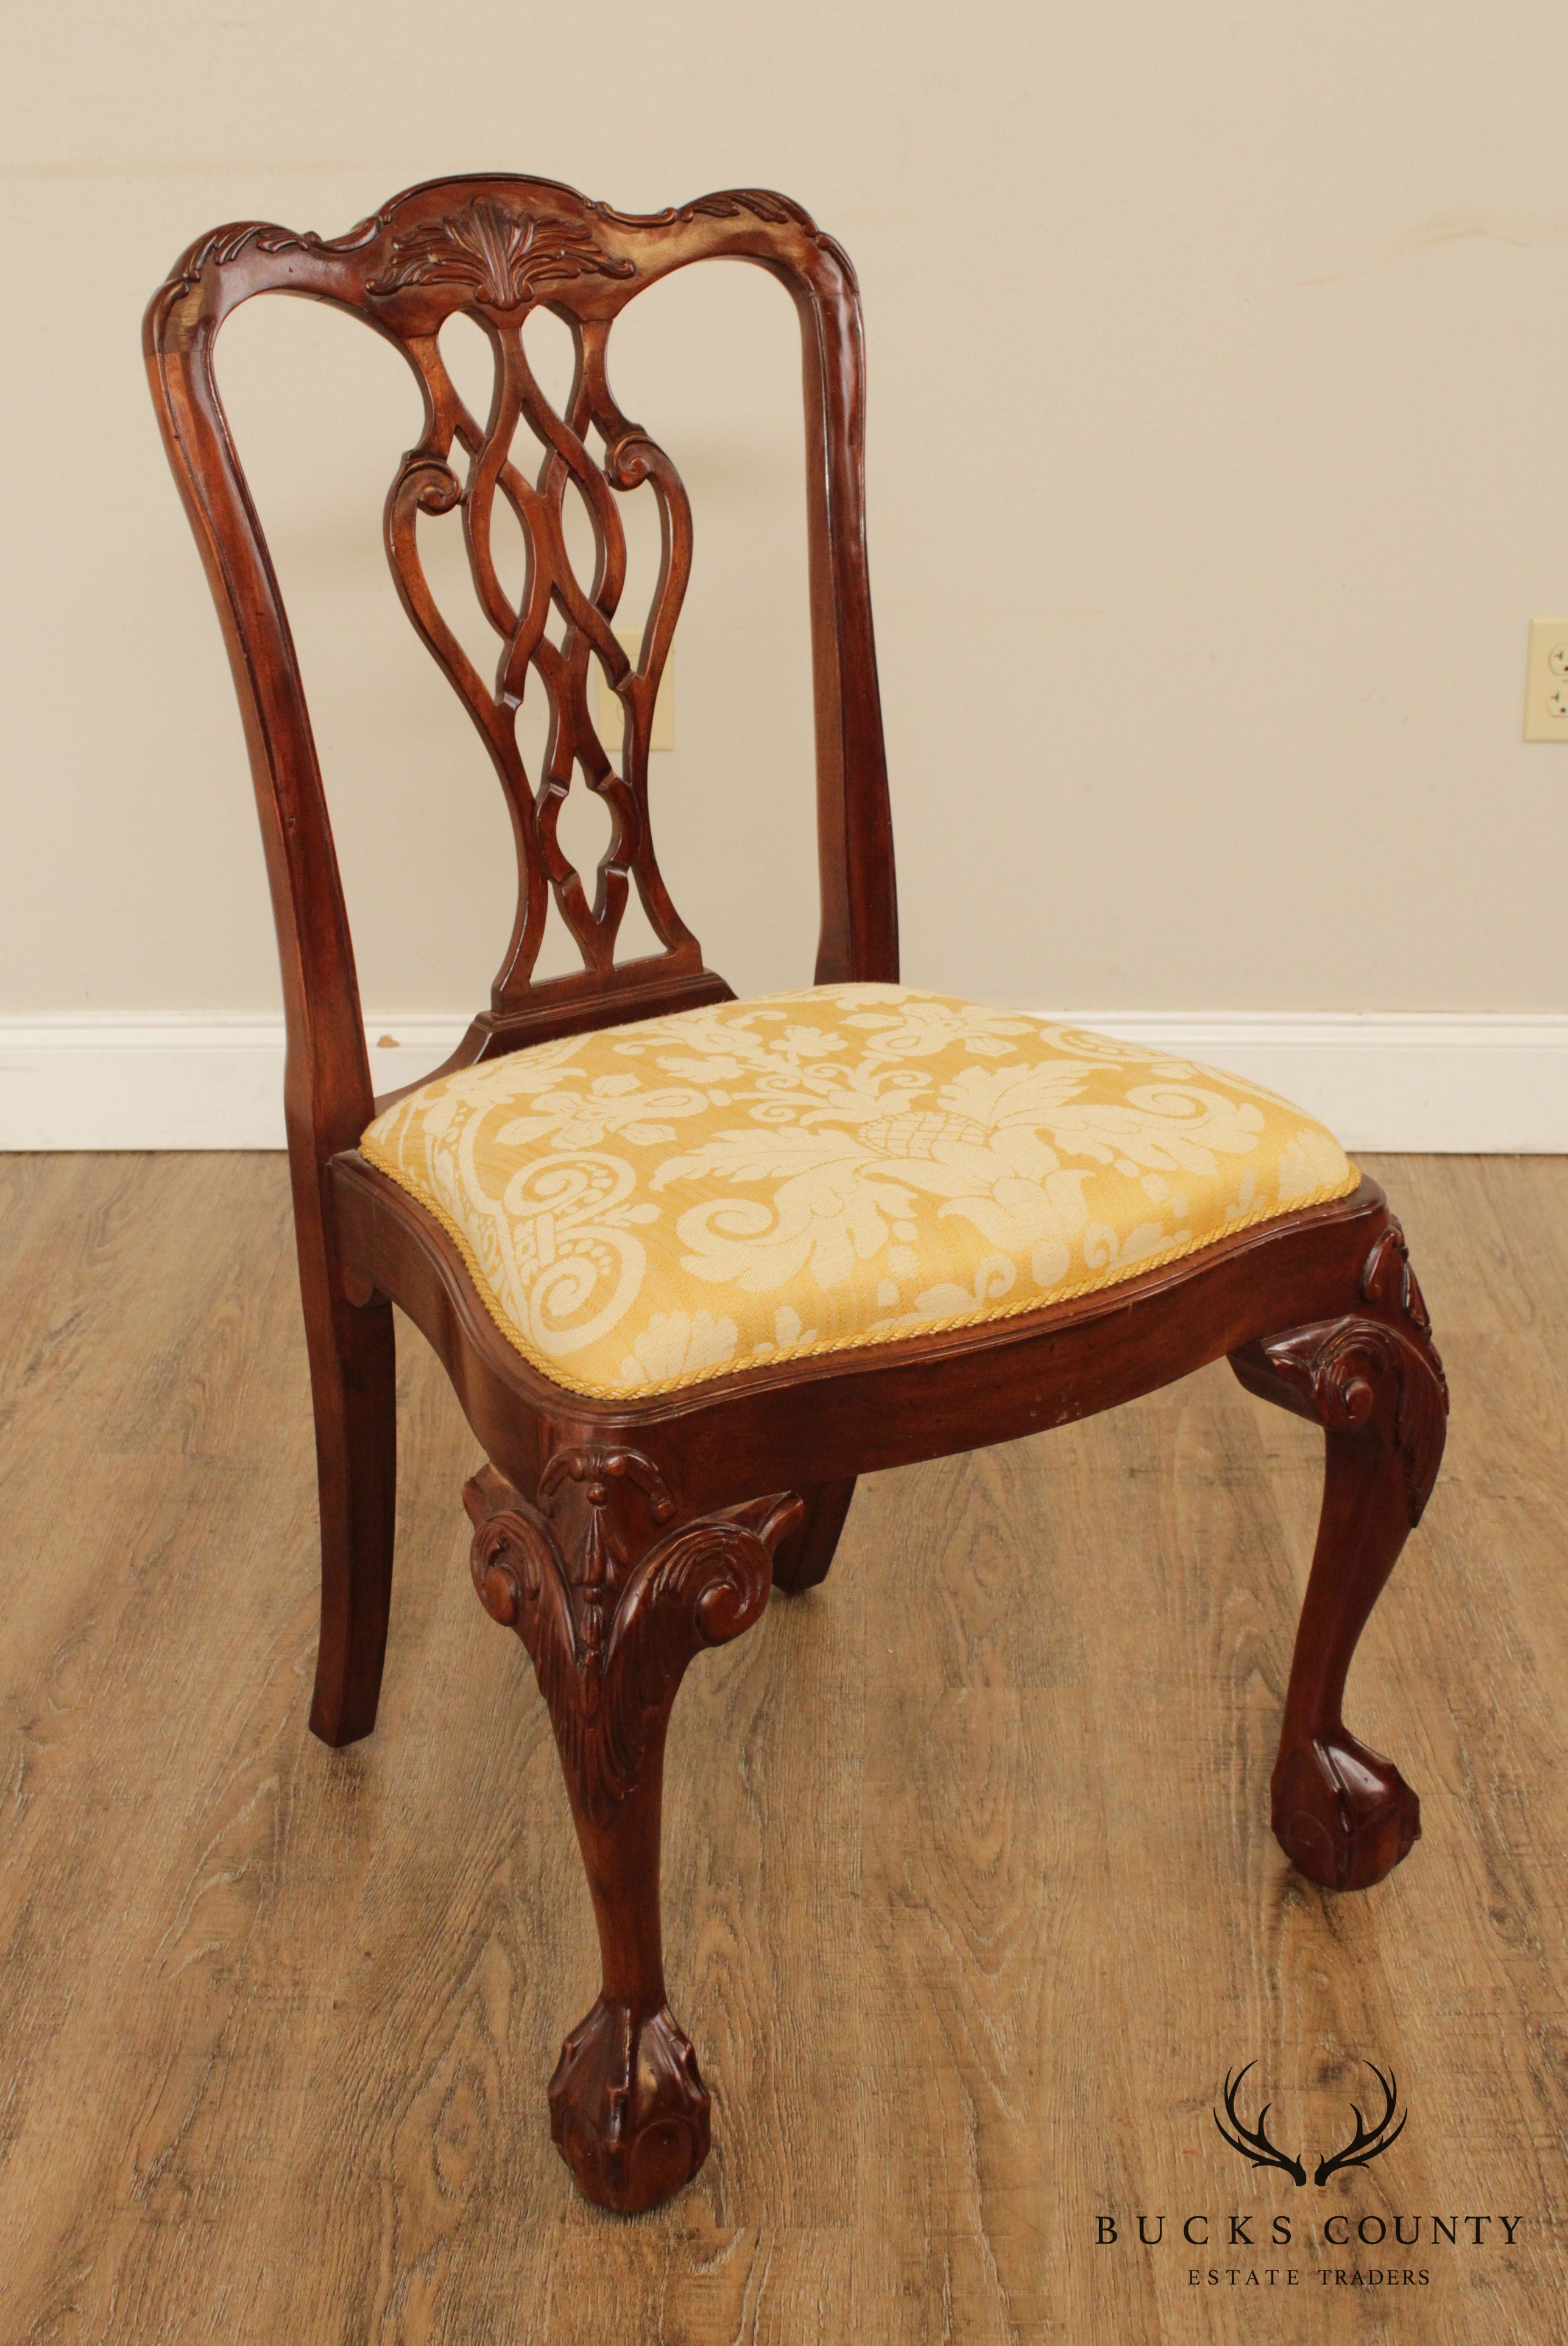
[1242,1317,1445,1531]
[152,216,381,310]
[463,1455,801,1823]
[1234,1221,1448,1530]
[590,186,820,233]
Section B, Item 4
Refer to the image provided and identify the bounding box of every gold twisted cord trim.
[356,1133,1361,1403]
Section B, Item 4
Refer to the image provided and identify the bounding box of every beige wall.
[5,1,1567,1021]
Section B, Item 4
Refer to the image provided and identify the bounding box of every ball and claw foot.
[1272,1733,1421,1891]
[548,1996,712,2213]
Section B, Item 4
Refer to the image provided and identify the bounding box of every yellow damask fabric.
[359,985,1358,1400]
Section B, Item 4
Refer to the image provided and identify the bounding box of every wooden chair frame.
[146,173,1447,2215]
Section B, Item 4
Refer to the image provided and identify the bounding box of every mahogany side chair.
[146,174,1447,2215]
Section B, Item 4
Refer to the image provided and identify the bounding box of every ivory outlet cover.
[596,627,674,753]
[1523,618,1568,741]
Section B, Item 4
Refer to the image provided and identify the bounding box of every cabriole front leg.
[1231,1226,1448,1893]
[464,1452,803,2213]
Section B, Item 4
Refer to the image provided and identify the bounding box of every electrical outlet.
[596,627,674,753]
[1523,618,1568,740]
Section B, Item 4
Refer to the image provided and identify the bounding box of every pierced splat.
[386,289,701,1018]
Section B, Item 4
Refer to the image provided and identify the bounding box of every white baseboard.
[0,1009,1564,1152]
[0,1016,466,1151]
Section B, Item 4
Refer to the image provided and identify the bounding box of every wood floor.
[0,1152,1564,2344]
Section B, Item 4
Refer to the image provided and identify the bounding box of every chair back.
[145,173,897,1169]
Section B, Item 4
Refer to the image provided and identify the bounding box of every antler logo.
[1213,2061,1407,2189]
[1313,2061,1407,2186]
[1213,2064,1307,2186]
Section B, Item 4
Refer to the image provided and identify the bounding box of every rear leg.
[306,1293,397,1747]
[771,1477,856,1594]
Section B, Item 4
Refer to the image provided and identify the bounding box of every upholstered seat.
[360,985,1357,1400]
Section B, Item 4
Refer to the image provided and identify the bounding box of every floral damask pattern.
[359,986,1358,1398]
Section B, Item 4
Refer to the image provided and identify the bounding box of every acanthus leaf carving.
[463,1455,802,1823]
[1359,1221,1444,1377]
[367,199,635,308]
